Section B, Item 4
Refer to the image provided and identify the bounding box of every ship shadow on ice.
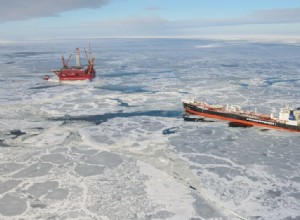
[50,110,182,125]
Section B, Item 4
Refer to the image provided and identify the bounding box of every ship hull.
[52,68,95,81]
[55,75,94,81]
[183,102,300,132]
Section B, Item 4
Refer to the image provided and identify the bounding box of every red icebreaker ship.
[50,47,96,81]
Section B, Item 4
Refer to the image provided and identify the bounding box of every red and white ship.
[45,47,95,81]
[183,100,300,132]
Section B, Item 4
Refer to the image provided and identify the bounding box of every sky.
[0,0,300,41]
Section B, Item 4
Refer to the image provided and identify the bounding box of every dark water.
[51,110,182,125]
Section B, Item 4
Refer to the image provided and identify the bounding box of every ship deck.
[188,101,277,122]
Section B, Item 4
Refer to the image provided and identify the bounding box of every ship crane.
[84,45,95,75]
[61,54,72,68]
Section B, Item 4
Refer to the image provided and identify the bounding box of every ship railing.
[190,100,280,122]
[193,101,210,108]
[242,111,274,120]
[225,104,241,112]
[224,106,273,120]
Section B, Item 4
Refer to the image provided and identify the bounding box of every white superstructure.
[278,107,300,126]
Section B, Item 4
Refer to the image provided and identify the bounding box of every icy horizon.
[1,35,300,45]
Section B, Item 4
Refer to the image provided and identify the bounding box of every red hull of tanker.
[183,100,300,133]
[184,107,300,132]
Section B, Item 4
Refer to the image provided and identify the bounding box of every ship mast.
[75,48,81,67]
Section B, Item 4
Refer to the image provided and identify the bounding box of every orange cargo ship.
[183,100,300,132]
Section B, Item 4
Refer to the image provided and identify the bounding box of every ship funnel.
[75,48,81,67]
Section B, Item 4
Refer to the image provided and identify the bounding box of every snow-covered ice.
[0,38,300,219]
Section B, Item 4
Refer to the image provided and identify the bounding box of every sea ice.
[0,38,300,219]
